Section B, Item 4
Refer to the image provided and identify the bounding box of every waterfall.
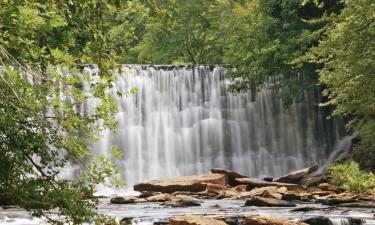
[83,65,345,189]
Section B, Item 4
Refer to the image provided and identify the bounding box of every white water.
[76,65,347,190]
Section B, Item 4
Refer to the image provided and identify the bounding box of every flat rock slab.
[170,215,227,225]
[245,196,296,207]
[274,165,319,184]
[244,215,307,225]
[235,178,301,190]
[211,168,248,186]
[134,174,228,193]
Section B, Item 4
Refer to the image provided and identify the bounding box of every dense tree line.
[0,0,374,224]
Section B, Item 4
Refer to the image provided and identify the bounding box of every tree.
[0,0,126,224]
[223,0,341,104]
[301,0,375,170]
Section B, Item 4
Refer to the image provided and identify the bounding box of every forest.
[0,0,374,224]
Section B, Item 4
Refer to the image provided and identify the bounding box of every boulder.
[232,185,247,192]
[110,196,137,204]
[235,178,301,190]
[291,206,318,212]
[134,174,228,193]
[239,186,290,200]
[211,168,248,186]
[334,201,375,208]
[169,215,227,225]
[205,183,239,199]
[244,196,296,207]
[282,191,312,201]
[316,192,359,205]
[274,165,319,184]
[244,215,307,225]
[146,193,175,202]
[300,216,333,225]
[299,175,326,187]
[318,183,340,193]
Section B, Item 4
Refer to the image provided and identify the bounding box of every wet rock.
[300,216,333,225]
[263,177,274,182]
[110,196,137,204]
[146,193,175,202]
[316,193,359,205]
[348,218,364,225]
[134,174,228,193]
[205,183,239,199]
[163,195,202,207]
[274,165,319,184]
[244,215,307,225]
[318,183,340,193]
[238,186,279,199]
[299,175,326,187]
[235,178,301,190]
[335,201,375,208]
[169,215,227,225]
[120,217,133,225]
[232,185,247,192]
[291,206,318,212]
[211,168,248,186]
[282,191,312,201]
[244,196,296,207]
[139,191,157,198]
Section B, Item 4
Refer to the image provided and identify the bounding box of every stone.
[318,183,340,193]
[232,185,247,192]
[282,191,312,201]
[334,201,375,208]
[274,165,319,184]
[291,207,318,212]
[211,168,248,186]
[299,175,326,187]
[244,196,296,207]
[316,193,359,205]
[300,216,333,225]
[244,215,307,225]
[238,186,279,199]
[146,193,175,202]
[263,177,274,182]
[235,178,301,190]
[110,196,137,204]
[134,174,228,193]
[169,215,227,225]
[139,191,157,198]
[205,183,239,199]
[163,195,202,207]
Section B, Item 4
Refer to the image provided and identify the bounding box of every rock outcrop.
[300,216,333,225]
[274,165,319,184]
[169,215,227,225]
[244,196,296,207]
[235,178,300,190]
[244,215,307,225]
[134,174,228,193]
[211,168,248,186]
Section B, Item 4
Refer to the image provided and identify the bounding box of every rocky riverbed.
[1,165,375,225]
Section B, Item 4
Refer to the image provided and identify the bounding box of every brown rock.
[110,196,137,204]
[164,195,201,207]
[282,191,312,201]
[205,183,239,199]
[134,174,228,193]
[169,215,227,225]
[238,186,279,199]
[232,185,247,192]
[211,168,248,186]
[318,183,340,193]
[274,165,319,184]
[244,215,307,225]
[235,178,301,190]
[146,193,175,202]
[315,192,359,205]
[299,175,326,187]
[244,196,296,207]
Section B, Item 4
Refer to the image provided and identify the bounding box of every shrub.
[329,161,375,194]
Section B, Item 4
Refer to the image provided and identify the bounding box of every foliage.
[329,162,375,194]
[300,0,375,169]
[0,0,128,224]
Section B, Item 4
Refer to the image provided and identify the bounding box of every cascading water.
[83,65,346,189]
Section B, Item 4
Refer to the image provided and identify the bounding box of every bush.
[329,162,375,194]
